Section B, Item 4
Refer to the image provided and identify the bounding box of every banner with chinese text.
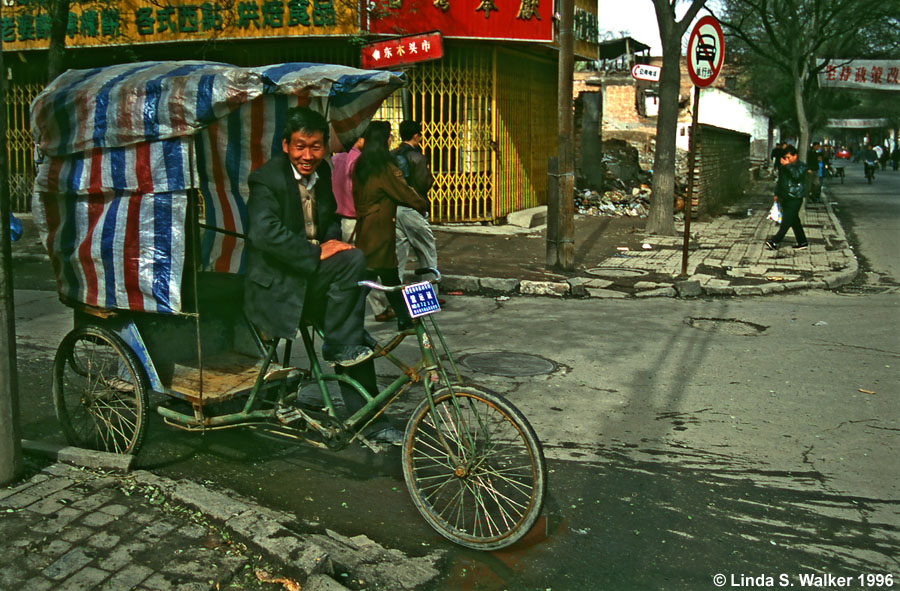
[1,0,357,51]
[817,60,900,91]
[825,118,891,129]
[365,0,551,42]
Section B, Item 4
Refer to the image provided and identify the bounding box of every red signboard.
[365,0,552,42]
[686,16,725,87]
[361,32,445,70]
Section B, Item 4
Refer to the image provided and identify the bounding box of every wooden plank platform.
[168,352,279,404]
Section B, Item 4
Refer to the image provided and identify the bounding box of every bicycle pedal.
[354,432,384,453]
[275,407,306,425]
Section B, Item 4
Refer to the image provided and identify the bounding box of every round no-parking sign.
[687,16,725,87]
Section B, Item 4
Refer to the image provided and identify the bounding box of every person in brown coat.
[352,121,428,331]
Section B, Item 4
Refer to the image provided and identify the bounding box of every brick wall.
[692,124,751,217]
[603,83,642,126]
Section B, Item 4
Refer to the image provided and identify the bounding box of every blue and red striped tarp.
[31,61,404,314]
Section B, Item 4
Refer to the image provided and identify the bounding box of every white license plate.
[402,282,441,318]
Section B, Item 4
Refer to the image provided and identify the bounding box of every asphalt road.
[10,164,900,590]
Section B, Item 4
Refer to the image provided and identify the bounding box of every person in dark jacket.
[770,141,787,175]
[244,107,400,445]
[765,145,808,251]
[391,120,441,298]
[352,121,428,332]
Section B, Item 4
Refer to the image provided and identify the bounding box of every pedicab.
[30,61,546,550]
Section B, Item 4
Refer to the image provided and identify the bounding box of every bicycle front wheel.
[53,325,149,455]
[402,385,547,550]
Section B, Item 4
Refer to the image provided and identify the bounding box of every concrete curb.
[442,261,858,300]
[11,251,51,263]
[22,440,135,472]
[128,471,444,590]
[132,471,337,584]
[439,196,858,300]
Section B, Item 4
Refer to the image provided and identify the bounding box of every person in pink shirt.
[331,136,364,242]
[332,135,394,322]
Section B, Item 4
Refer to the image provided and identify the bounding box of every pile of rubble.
[575,138,693,218]
[575,185,652,217]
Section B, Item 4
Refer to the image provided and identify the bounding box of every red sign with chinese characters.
[365,0,551,42]
[361,31,444,69]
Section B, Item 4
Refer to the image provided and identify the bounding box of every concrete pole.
[547,0,575,270]
[0,41,24,485]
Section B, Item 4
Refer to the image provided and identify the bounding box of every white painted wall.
[677,88,770,161]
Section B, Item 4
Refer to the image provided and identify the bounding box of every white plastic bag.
[767,202,782,224]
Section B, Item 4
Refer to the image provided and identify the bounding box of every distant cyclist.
[861,145,878,184]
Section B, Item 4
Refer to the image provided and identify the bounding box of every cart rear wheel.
[402,385,546,550]
[53,325,149,455]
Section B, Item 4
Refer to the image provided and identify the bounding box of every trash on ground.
[255,569,301,591]
[495,296,510,301]
[813,320,828,326]
[858,388,875,395]
[642,243,652,250]
[616,246,630,252]
[766,275,784,281]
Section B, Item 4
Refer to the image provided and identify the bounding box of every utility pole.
[0,39,24,485]
[547,0,575,270]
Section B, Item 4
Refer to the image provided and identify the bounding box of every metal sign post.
[681,15,725,277]
[0,35,24,485]
[681,85,700,276]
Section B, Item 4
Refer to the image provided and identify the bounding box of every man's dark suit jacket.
[244,153,341,340]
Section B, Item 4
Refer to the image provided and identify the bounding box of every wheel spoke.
[54,327,147,455]
[404,387,546,549]
[87,396,139,453]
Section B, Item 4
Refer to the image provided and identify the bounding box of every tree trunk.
[646,35,682,235]
[47,0,70,82]
[792,61,809,163]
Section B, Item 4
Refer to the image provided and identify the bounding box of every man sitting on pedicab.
[243,106,403,445]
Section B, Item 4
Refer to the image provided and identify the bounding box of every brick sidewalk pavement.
[1,463,254,591]
[1,459,442,591]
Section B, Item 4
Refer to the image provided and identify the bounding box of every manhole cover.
[586,267,649,279]
[460,352,558,377]
[687,317,767,336]
[838,284,893,295]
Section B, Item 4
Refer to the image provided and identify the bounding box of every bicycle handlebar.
[358,268,441,292]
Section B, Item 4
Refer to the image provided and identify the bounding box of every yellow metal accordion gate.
[377,46,557,223]
[4,82,42,213]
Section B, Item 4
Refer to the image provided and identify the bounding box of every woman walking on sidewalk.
[765,145,809,251]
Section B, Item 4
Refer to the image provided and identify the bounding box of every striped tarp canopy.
[31,61,404,314]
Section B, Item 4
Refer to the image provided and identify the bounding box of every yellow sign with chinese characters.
[1,0,358,51]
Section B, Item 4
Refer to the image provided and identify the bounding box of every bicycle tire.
[53,325,149,455]
[402,385,547,550]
